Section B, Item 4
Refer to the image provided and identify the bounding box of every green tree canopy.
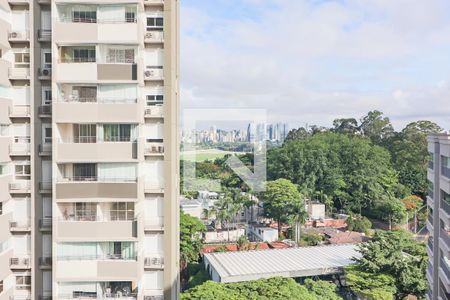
[262,179,303,235]
[180,210,206,268]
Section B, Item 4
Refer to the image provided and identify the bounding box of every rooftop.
[204,244,360,283]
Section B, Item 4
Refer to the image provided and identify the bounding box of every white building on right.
[426,134,450,300]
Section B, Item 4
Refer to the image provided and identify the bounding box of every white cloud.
[180,0,450,130]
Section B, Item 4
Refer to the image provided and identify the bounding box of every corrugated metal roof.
[204,244,361,282]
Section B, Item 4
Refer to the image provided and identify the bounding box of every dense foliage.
[262,179,304,235]
[181,277,342,300]
[180,210,206,268]
[346,230,428,299]
[346,214,372,234]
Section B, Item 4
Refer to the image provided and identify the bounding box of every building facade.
[426,134,450,300]
[0,0,179,299]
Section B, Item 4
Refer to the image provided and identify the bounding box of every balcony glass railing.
[58,176,137,183]
[60,214,135,222]
[58,253,137,261]
[442,166,450,178]
[59,96,137,104]
[441,198,450,216]
[440,257,450,279]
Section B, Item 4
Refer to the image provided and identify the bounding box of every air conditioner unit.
[144,70,154,77]
[10,32,18,38]
[42,68,51,76]
[145,32,154,39]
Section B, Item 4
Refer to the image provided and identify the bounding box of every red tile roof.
[328,231,368,244]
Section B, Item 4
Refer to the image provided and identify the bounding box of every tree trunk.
[278,219,282,238]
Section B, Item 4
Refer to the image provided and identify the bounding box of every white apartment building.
[0,0,179,299]
[426,134,450,300]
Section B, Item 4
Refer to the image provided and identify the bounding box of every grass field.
[181,149,242,162]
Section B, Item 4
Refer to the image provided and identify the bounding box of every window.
[103,124,132,142]
[42,124,52,144]
[14,52,30,67]
[106,48,135,64]
[15,163,31,180]
[125,6,136,23]
[72,86,97,102]
[42,86,52,105]
[147,17,163,31]
[73,163,97,180]
[72,48,96,63]
[42,51,52,68]
[73,124,96,143]
[110,202,134,221]
[74,202,97,221]
[73,9,97,23]
[146,95,164,106]
[16,275,31,290]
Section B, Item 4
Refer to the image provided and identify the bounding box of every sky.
[180,0,450,131]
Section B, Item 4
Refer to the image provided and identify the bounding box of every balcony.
[144,31,164,44]
[8,68,30,80]
[37,29,51,42]
[9,220,31,232]
[441,199,450,225]
[9,180,31,193]
[38,105,52,118]
[144,256,164,270]
[10,257,30,269]
[39,218,52,231]
[440,260,450,294]
[39,143,52,156]
[427,195,434,209]
[39,257,52,269]
[54,100,140,123]
[9,142,30,156]
[56,179,138,200]
[144,143,164,157]
[440,229,450,256]
[56,61,97,82]
[39,181,52,194]
[38,68,51,80]
[56,218,137,241]
[144,67,164,81]
[9,105,30,118]
[56,139,137,162]
[443,166,450,179]
[427,238,434,257]
[144,0,164,6]
[144,217,164,232]
[8,30,29,42]
[58,293,136,300]
[144,106,164,119]
[144,183,164,194]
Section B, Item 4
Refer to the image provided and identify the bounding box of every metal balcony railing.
[144,143,164,155]
[144,257,164,268]
[38,105,52,115]
[10,257,30,268]
[37,29,51,40]
[59,97,137,104]
[39,257,52,267]
[39,181,52,191]
[60,214,136,222]
[59,57,96,63]
[39,218,52,230]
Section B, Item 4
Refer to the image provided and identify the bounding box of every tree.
[346,214,372,234]
[285,127,310,142]
[345,265,396,300]
[182,277,328,300]
[180,210,206,269]
[262,179,302,236]
[211,188,244,242]
[351,230,428,299]
[375,198,406,230]
[360,110,394,145]
[304,279,343,300]
[332,118,360,135]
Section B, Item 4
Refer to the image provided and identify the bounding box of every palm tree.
[289,200,309,244]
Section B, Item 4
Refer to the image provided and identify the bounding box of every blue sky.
[180,0,450,130]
